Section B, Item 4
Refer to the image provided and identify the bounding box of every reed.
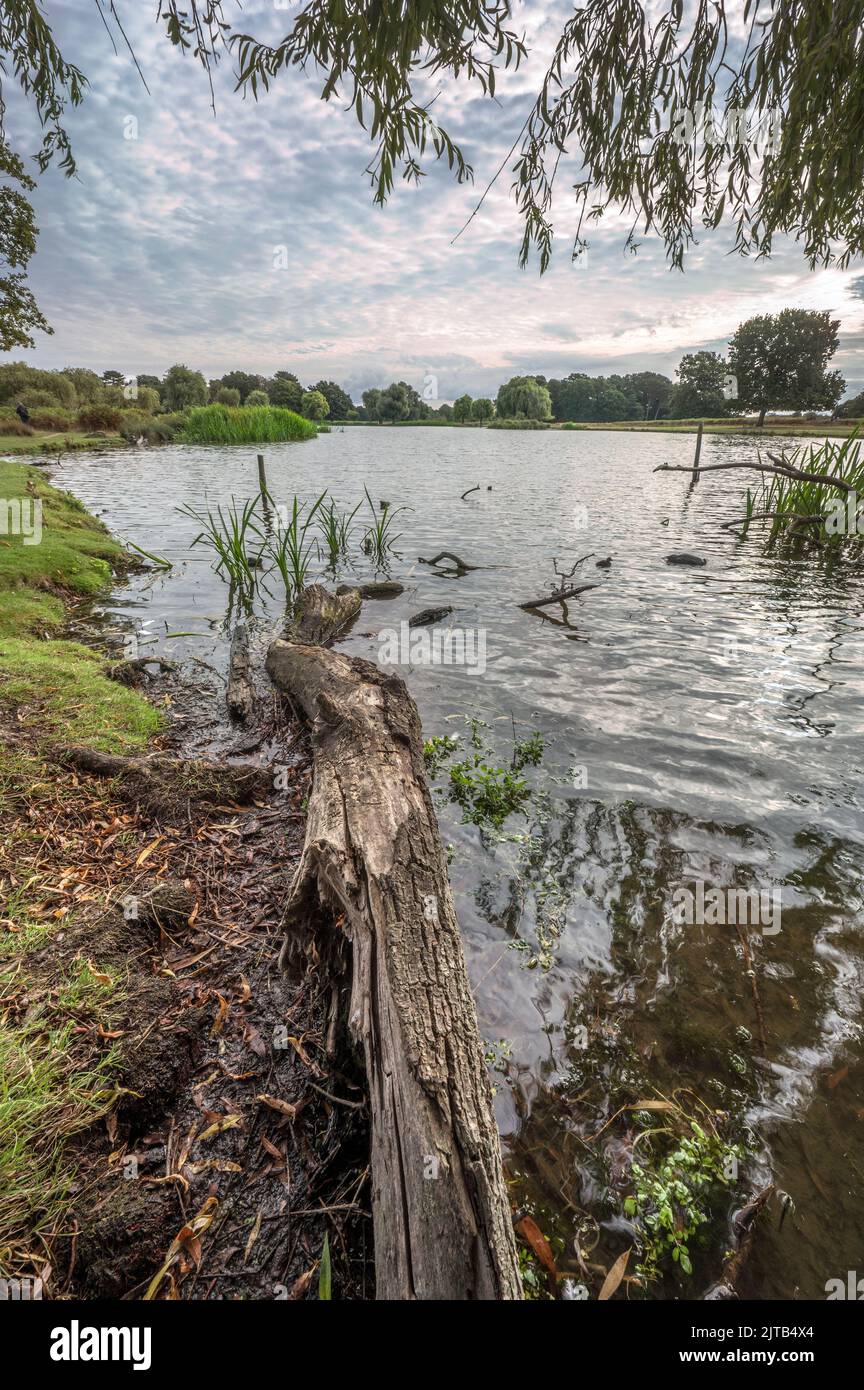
[317,496,362,567]
[269,492,327,600]
[745,432,864,542]
[181,404,318,445]
[361,487,408,565]
[179,496,264,590]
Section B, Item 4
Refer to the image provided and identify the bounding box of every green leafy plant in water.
[179,496,264,592]
[423,733,461,775]
[268,492,327,601]
[513,729,545,769]
[623,1092,744,1283]
[448,755,530,830]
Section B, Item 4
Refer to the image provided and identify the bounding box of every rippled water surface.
[59,427,864,1298]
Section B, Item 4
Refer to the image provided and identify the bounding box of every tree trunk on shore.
[265,637,521,1301]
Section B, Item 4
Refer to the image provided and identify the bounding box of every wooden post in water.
[257,453,274,533]
[691,422,704,483]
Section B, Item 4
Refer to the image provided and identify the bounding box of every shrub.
[27,409,76,431]
[78,405,123,432]
[215,387,242,407]
[245,389,270,408]
[0,416,34,437]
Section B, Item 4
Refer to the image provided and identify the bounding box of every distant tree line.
[1,310,858,429]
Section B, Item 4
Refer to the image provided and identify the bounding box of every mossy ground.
[0,460,159,1279]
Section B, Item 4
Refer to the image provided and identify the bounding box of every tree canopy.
[2,3,863,345]
[728,309,844,425]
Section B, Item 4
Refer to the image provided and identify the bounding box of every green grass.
[0,460,125,602]
[181,404,318,445]
[0,431,126,455]
[0,636,160,750]
[0,1002,120,1268]
[0,461,159,1277]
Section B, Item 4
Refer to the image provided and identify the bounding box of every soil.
[27,664,373,1301]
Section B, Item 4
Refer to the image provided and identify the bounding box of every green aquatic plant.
[423,733,461,776]
[736,431,864,544]
[181,404,318,445]
[361,487,408,565]
[268,492,327,601]
[179,496,264,591]
[513,729,545,769]
[448,755,531,830]
[622,1091,744,1283]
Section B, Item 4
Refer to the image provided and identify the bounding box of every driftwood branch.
[519,582,599,610]
[265,637,521,1300]
[653,458,857,494]
[418,551,479,571]
[460,484,480,500]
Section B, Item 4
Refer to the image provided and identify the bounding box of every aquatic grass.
[737,432,864,543]
[179,496,265,591]
[269,492,328,601]
[317,496,362,568]
[361,487,409,566]
[180,404,318,445]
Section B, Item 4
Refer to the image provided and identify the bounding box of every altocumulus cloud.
[3,0,863,400]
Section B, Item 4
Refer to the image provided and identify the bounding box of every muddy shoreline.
[65,645,374,1300]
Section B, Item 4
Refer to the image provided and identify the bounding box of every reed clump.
[181,404,318,445]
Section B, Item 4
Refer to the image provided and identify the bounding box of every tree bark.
[265,637,521,1301]
[286,582,361,645]
[227,623,255,722]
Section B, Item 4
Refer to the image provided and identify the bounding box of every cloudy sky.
[5,0,863,402]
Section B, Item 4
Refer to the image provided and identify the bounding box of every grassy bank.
[0,430,127,456]
[0,461,160,1279]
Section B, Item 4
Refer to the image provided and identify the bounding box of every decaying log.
[60,746,269,820]
[519,583,599,609]
[227,623,256,722]
[337,581,405,599]
[408,605,454,627]
[286,582,361,646]
[265,639,522,1301]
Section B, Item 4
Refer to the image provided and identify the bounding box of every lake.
[58,425,864,1299]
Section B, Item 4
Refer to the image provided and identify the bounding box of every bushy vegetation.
[180,404,318,445]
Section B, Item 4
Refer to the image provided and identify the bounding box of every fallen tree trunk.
[265,638,521,1301]
[286,582,361,645]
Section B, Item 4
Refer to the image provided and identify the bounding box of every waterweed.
[361,487,409,567]
[622,1090,744,1283]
